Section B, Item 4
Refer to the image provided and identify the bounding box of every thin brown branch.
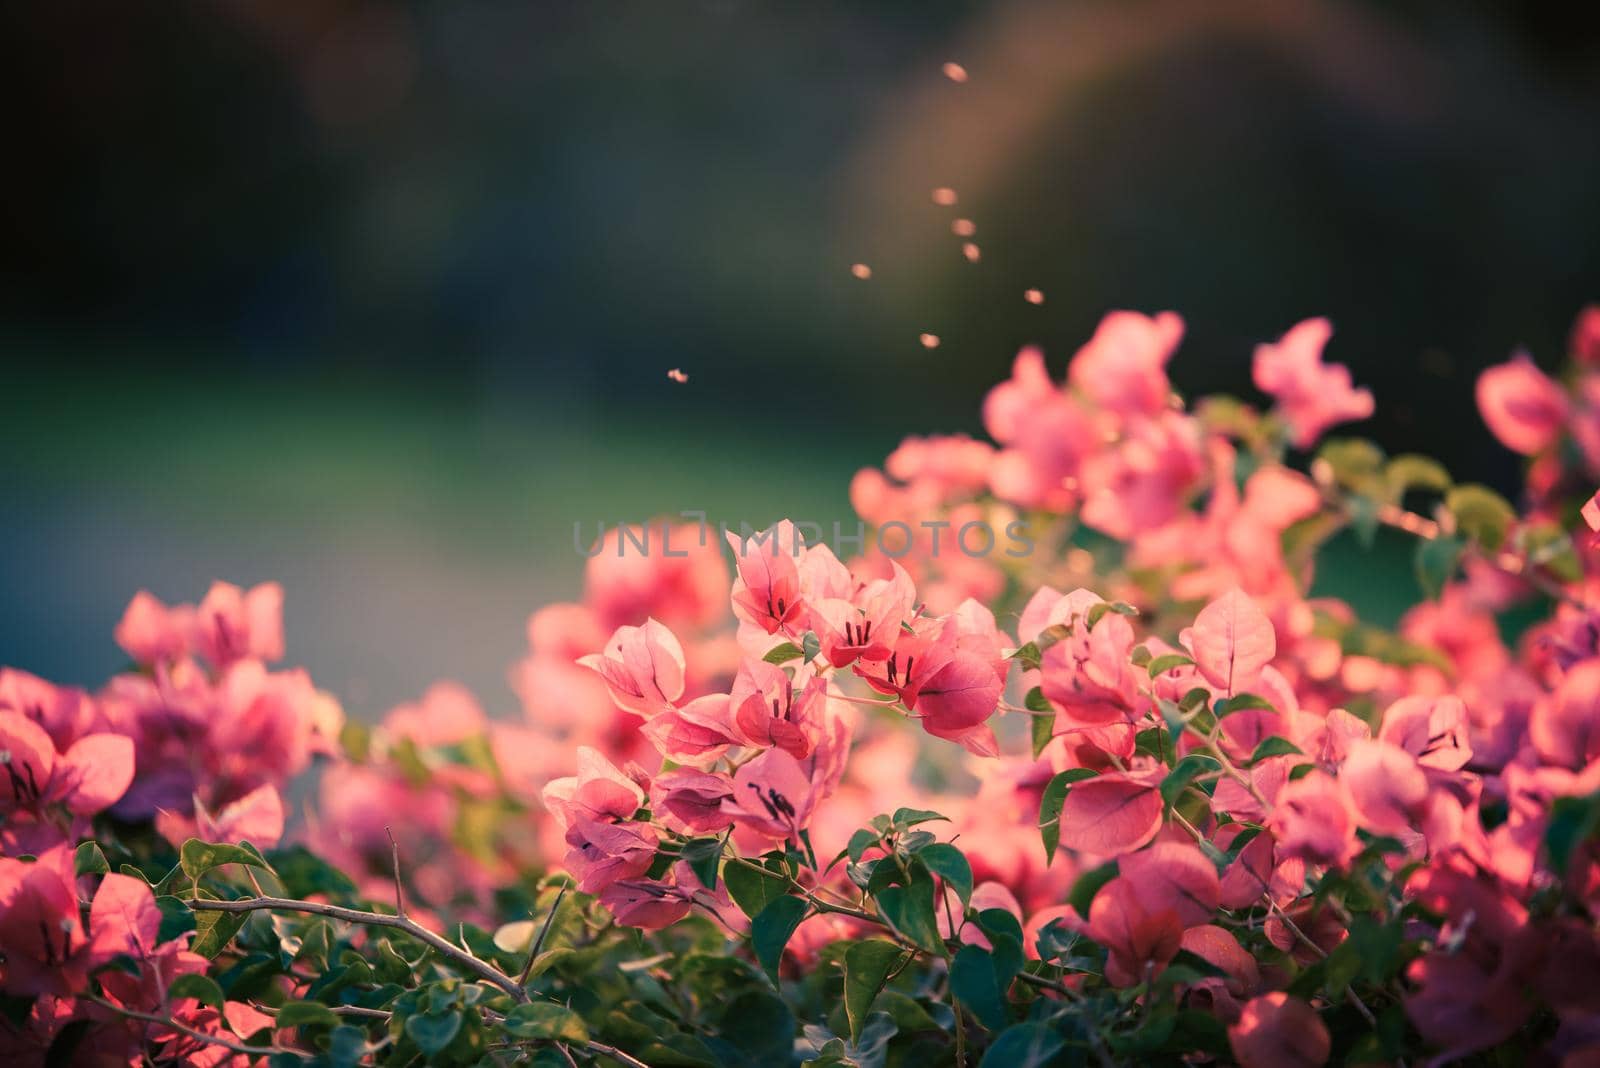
[188,896,529,1002]
[518,884,569,987]
[86,995,300,1059]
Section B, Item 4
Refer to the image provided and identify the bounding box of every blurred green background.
[3,0,1597,716]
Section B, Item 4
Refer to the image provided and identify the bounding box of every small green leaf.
[1446,484,1516,551]
[875,870,943,954]
[1030,713,1055,759]
[1415,535,1466,599]
[916,843,973,906]
[1010,642,1042,671]
[1159,755,1221,809]
[890,807,948,829]
[74,842,110,876]
[1024,687,1052,713]
[1038,769,1098,863]
[680,836,723,891]
[751,895,809,982]
[404,1010,463,1056]
[802,631,822,664]
[1248,737,1303,764]
[276,1000,340,1030]
[155,896,196,943]
[842,940,903,1043]
[949,946,1009,1031]
[724,859,789,919]
[1147,653,1194,678]
[763,642,804,664]
[1386,454,1451,498]
[167,974,225,1013]
[1067,860,1119,916]
[502,1002,589,1043]
[1215,693,1274,717]
[979,1022,1066,1067]
[191,905,247,959]
[179,839,275,883]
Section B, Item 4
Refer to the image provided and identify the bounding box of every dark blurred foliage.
[1,0,1597,708]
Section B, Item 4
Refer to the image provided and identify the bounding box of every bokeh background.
[4,0,1598,718]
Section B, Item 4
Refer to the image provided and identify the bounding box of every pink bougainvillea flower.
[114,590,196,665]
[1475,351,1569,456]
[1085,876,1183,987]
[578,619,687,718]
[1118,842,1222,927]
[1530,659,1600,769]
[1067,309,1184,419]
[649,768,735,835]
[1341,738,1429,836]
[726,521,808,635]
[728,659,825,758]
[1377,694,1473,772]
[0,846,85,996]
[1268,769,1358,867]
[1184,588,1276,696]
[1054,765,1164,856]
[156,783,286,850]
[541,746,647,828]
[809,562,915,667]
[724,746,821,841]
[1077,411,1207,540]
[640,693,741,767]
[599,877,694,930]
[191,581,285,667]
[1228,993,1330,1068]
[582,520,730,633]
[1584,489,1600,534]
[562,814,657,894]
[1252,318,1373,448]
[0,709,134,818]
[1040,607,1142,727]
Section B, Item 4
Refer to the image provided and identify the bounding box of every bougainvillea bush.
[7,308,1600,1068]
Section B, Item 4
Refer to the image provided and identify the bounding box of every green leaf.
[890,808,948,829]
[802,631,822,664]
[1386,454,1451,498]
[74,842,110,876]
[1159,754,1220,809]
[326,1025,368,1068]
[724,859,789,919]
[949,946,1009,1031]
[1415,535,1466,599]
[763,642,804,664]
[1024,687,1052,714]
[1248,737,1303,764]
[191,905,247,959]
[1147,653,1194,678]
[1215,693,1274,717]
[1010,642,1041,671]
[1546,791,1600,876]
[167,974,225,1013]
[404,1010,463,1056]
[276,1000,340,1029]
[1030,713,1054,759]
[916,843,972,906]
[155,896,196,943]
[842,940,903,1043]
[875,870,943,954]
[751,894,809,982]
[1067,861,1119,916]
[502,1002,589,1043]
[979,1022,1066,1067]
[680,836,723,891]
[1446,484,1516,551]
[1318,438,1386,492]
[179,839,275,883]
[1038,768,1098,863]
[718,991,796,1064]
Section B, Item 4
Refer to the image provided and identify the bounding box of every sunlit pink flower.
[578,619,687,718]
[1253,318,1373,448]
[1476,352,1568,456]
